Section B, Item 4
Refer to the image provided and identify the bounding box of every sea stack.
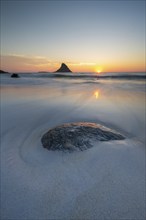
[55,63,72,72]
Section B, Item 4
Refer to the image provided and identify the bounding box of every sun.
[97,70,101,74]
[95,66,102,74]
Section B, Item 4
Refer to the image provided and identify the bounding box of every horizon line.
[1,70,146,74]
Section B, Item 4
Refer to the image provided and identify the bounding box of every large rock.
[55,63,72,72]
[41,122,125,152]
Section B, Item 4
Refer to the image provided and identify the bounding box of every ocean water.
[1,72,145,140]
[0,72,146,219]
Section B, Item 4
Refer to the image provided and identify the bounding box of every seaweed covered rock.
[41,122,125,152]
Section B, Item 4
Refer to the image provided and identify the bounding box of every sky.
[0,0,145,73]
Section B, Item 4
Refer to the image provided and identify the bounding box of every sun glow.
[95,66,102,74]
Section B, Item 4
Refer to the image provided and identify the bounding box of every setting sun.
[95,66,103,74]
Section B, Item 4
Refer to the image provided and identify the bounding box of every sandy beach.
[0,73,145,219]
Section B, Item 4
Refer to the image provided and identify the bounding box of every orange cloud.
[0,54,145,73]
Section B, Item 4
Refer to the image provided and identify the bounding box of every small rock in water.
[41,122,125,152]
[11,73,19,78]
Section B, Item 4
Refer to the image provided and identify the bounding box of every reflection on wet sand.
[94,90,99,99]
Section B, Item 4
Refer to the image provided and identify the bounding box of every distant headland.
[38,71,50,73]
[55,63,72,72]
[0,70,9,74]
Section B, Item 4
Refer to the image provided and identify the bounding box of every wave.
[38,72,146,80]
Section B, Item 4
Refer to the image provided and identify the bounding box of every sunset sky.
[1,0,145,73]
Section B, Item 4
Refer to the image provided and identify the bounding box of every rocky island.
[55,63,72,72]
